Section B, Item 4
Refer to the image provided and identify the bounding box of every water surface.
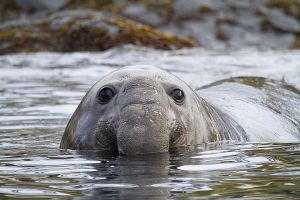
[0,46,299,199]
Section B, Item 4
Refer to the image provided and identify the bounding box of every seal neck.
[197,98,248,143]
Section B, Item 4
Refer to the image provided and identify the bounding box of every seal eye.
[98,87,115,103]
[171,88,185,104]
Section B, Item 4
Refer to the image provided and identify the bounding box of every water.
[0,45,299,199]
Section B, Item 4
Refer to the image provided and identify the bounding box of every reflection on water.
[0,46,299,199]
[0,142,299,199]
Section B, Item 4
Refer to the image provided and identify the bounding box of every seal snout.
[123,82,157,92]
[119,76,165,109]
[116,76,170,154]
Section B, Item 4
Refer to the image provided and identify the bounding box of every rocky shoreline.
[0,0,299,54]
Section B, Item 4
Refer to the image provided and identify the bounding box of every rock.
[0,10,198,54]
[267,0,300,19]
[291,36,300,48]
[262,8,300,33]
[1,0,300,53]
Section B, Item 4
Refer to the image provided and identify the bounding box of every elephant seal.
[60,65,300,154]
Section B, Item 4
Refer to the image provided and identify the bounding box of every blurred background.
[1,0,300,54]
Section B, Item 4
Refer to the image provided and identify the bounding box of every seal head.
[60,65,207,154]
